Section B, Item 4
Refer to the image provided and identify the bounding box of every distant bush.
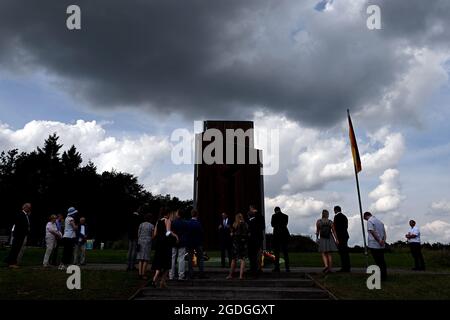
[266,234,318,252]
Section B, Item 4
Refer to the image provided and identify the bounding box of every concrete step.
[136,286,330,300]
[166,278,314,288]
[188,270,310,279]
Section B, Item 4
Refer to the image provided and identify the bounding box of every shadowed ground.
[1,248,450,299]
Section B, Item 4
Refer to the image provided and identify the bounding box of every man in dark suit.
[333,205,351,272]
[126,211,142,271]
[187,209,206,279]
[247,205,265,277]
[6,203,32,268]
[218,212,232,268]
[271,207,290,272]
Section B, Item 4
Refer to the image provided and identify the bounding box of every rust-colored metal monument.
[193,120,265,249]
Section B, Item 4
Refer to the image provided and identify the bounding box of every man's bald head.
[22,203,32,214]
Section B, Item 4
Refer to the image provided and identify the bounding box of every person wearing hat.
[59,207,78,270]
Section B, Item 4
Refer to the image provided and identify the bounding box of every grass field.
[314,273,450,300]
[0,247,143,300]
[2,247,450,270]
[0,268,141,300]
[1,247,450,299]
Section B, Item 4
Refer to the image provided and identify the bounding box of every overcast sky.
[1,0,450,245]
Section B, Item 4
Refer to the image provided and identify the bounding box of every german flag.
[347,109,362,173]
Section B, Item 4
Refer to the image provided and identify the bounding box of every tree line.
[0,134,192,244]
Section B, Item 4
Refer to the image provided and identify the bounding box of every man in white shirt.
[405,220,425,271]
[364,212,387,281]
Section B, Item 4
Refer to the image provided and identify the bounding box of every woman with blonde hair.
[316,209,339,273]
[43,215,61,267]
[226,213,249,280]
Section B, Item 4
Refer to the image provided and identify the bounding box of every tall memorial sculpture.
[193,121,265,249]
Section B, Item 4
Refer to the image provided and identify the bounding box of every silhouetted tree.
[0,135,192,244]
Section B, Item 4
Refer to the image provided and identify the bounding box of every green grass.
[2,247,450,300]
[314,273,450,300]
[0,247,140,299]
[286,250,450,270]
[0,247,129,266]
[0,268,141,300]
[2,247,450,270]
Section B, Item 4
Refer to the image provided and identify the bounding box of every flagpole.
[347,109,369,268]
[353,157,369,267]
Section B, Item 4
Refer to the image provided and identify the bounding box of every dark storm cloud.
[0,0,449,126]
[374,0,450,48]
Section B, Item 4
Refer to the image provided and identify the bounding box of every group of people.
[127,207,207,288]
[127,205,267,286]
[4,203,88,270]
[218,206,290,280]
[5,202,427,285]
[48,207,88,270]
[220,205,267,279]
[315,206,426,280]
[124,203,429,286]
[315,206,351,274]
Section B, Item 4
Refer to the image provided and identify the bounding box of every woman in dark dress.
[152,207,178,288]
[226,213,249,280]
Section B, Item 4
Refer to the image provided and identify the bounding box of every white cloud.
[364,169,410,243]
[369,169,404,213]
[91,135,171,177]
[253,113,405,194]
[347,214,366,247]
[431,200,450,214]
[149,172,193,201]
[266,193,327,219]
[422,220,450,244]
[0,120,189,198]
[0,120,172,177]
[362,131,405,173]
[265,193,328,236]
